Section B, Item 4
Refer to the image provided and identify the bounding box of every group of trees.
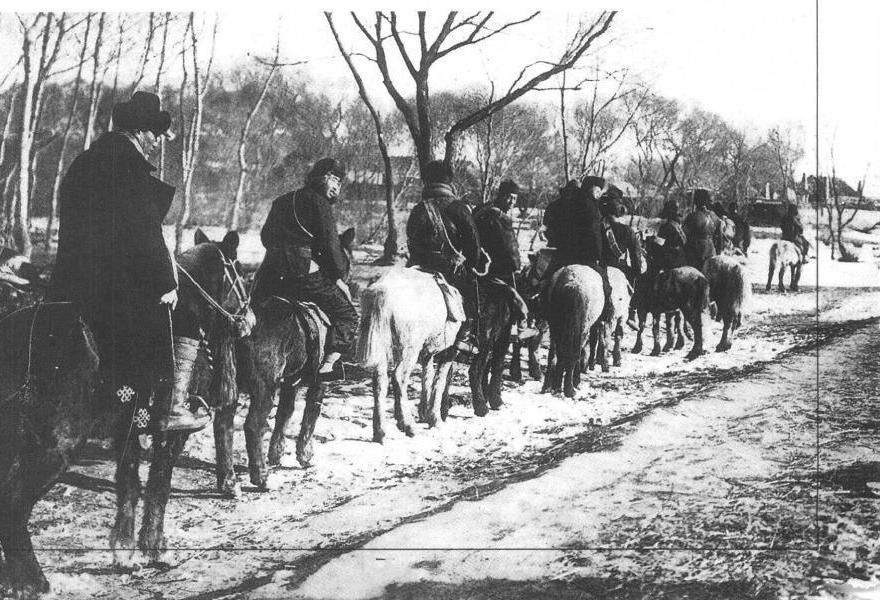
[0,11,814,264]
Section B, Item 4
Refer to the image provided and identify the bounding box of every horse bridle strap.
[176,250,248,326]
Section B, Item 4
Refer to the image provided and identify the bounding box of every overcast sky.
[2,0,878,193]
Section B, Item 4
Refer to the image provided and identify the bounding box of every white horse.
[356,267,461,443]
[587,266,632,371]
[766,240,802,292]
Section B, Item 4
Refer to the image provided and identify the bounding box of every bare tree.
[175,13,218,252]
[344,11,616,175]
[327,12,400,263]
[82,12,106,150]
[767,126,804,200]
[154,12,173,180]
[14,13,68,257]
[827,152,867,261]
[226,29,296,231]
[46,14,92,251]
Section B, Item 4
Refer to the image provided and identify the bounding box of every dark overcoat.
[545,190,604,269]
[473,203,521,282]
[50,131,176,383]
[406,184,481,280]
[602,218,644,282]
[257,186,348,301]
[683,208,721,270]
[656,220,688,270]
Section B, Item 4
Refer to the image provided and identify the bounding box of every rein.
[176,247,250,328]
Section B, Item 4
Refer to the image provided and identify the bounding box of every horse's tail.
[551,281,587,364]
[696,273,711,315]
[729,261,750,331]
[768,242,779,271]
[356,286,392,370]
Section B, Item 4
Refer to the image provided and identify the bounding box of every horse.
[230,228,355,490]
[542,265,605,398]
[585,266,631,371]
[766,240,803,292]
[0,230,251,596]
[704,255,751,352]
[357,267,461,442]
[509,254,549,383]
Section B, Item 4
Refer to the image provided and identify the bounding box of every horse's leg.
[766,259,774,292]
[268,381,297,467]
[430,359,454,426]
[138,431,189,565]
[213,397,240,499]
[674,311,686,350]
[632,310,645,354]
[562,355,576,398]
[778,264,786,293]
[662,312,675,352]
[686,309,705,360]
[243,376,274,489]
[792,262,802,292]
[612,319,623,368]
[469,344,491,417]
[418,354,435,424]
[372,370,389,443]
[392,349,418,436]
[110,420,143,569]
[716,314,732,352]
[509,338,523,383]
[487,328,510,410]
[527,329,543,380]
[597,322,610,373]
[586,326,597,371]
[0,504,49,594]
[295,382,325,468]
[650,313,662,356]
[439,362,456,422]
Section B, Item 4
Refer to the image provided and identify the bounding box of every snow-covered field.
[13,217,880,600]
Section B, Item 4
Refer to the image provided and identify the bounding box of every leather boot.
[158,337,211,433]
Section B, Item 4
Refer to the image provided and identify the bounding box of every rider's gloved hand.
[160,289,178,311]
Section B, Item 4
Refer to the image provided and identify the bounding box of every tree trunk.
[16,33,37,258]
[83,13,105,150]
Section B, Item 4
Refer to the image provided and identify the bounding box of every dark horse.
[631,237,709,360]
[227,228,355,491]
[0,230,251,596]
[508,259,547,383]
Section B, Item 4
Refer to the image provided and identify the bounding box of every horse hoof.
[631,346,642,355]
[685,350,705,361]
[219,479,242,500]
[715,342,732,353]
[473,405,489,417]
[600,364,609,373]
[296,448,314,469]
[403,424,416,438]
[662,344,673,353]
[112,549,145,573]
[612,359,622,368]
[267,452,283,467]
[675,340,685,350]
[372,431,385,444]
[650,348,661,357]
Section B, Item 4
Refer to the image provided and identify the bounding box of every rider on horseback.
[683,188,723,272]
[542,174,614,321]
[472,179,538,341]
[406,160,482,359]
[653,199,688,271]
[780,203,810,264]
[598,186,643,329]
[256,158,358,381]
[50,91,210,433]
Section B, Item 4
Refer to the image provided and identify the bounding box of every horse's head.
[177,229,255,340]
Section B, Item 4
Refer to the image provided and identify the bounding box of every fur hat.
[112,91,171,136]
[497,179,520,198]
[660,199,680,220]
[600,196,621,218]
[423,160,454,185]
[581,175,606,190]
[693,188,711,208]
[307,158,345,181]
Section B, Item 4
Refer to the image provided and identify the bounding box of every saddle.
[265,296,330,378]
[414,268,465,322]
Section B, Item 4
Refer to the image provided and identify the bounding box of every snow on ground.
[21,220,880,600]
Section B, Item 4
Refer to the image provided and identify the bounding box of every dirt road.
[14,285,873,600]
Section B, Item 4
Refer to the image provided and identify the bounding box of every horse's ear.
[340,227,356,251]
[221,231,240,258]
[193,228,210,246]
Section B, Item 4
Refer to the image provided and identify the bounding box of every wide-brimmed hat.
[112,91,172,136]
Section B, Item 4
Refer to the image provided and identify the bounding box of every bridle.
[175,245,252,335]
